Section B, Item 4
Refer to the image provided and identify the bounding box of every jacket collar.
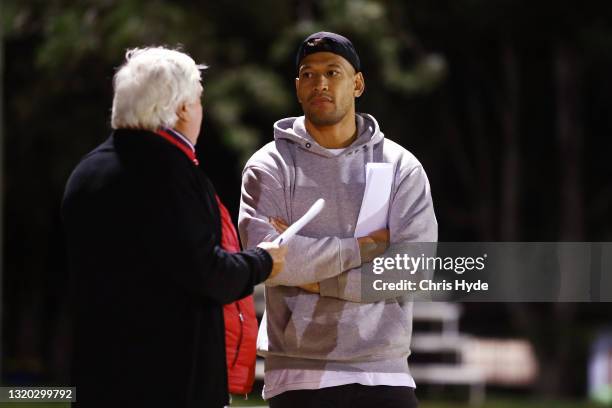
[155,127,199,166]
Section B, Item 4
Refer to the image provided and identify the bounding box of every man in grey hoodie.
[239,32,437,407]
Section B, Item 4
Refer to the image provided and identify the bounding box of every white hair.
[111,46,207,130]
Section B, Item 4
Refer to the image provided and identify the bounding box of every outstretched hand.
[257,241,287,281]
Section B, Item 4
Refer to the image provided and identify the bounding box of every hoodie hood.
[273,113,384,158]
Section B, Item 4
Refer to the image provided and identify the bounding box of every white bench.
[411,302,485,406]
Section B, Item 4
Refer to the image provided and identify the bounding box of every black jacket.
[62,129,272,408]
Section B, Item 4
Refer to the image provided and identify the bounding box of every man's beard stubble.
[306,111,343,126]
[304,101,349,127]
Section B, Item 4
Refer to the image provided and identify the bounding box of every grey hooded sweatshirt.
[238,113,437,396]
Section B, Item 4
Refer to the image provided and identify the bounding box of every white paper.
[272,198,325,244]
[354,163,394,237]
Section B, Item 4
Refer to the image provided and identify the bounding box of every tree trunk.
[500,42,520,241]
[526,42,585,398]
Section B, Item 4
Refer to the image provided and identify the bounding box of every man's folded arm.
[318,165,438,303]
[239,165,361,286]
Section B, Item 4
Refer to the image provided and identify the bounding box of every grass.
[0,396,602,408]
[0,404,69,408]
[420,399,601,408]
[229,395,602,407]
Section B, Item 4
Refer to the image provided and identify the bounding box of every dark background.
[2,0,612,400]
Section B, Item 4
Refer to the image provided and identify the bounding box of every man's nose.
[313,74,329,91]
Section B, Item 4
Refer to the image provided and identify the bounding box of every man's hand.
[298,282,320,293]
[257,241,287,281]
[357,228,389,263]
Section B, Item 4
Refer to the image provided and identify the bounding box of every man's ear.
[354,72,365,98]
[295,77,301,103]
[176,103,188,121]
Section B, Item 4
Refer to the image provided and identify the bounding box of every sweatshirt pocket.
[282,295,344,356]
[282,297,412,360]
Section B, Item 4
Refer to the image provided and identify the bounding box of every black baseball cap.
[295,31,361,74]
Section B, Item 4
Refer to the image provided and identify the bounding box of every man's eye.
[328,70,340,77]
[301,72,313,79]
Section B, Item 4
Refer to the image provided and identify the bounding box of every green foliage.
[205,65,291,163]
[4,0,447,164]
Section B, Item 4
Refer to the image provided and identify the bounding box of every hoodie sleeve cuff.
[339,237,361,271]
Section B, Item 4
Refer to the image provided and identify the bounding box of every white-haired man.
[62,47,286,408]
